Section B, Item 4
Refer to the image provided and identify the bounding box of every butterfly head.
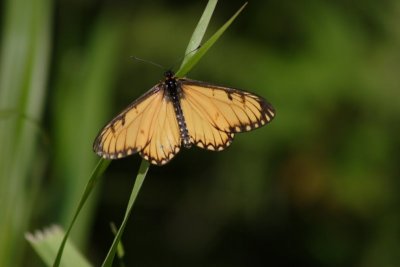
[164,70,175,80]
[164,70,177,91]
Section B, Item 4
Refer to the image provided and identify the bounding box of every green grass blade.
[53,159,110,267]
[179,0,218,69]
[175,2,248,77]
[26,225,92,267]
[101,160,150,267]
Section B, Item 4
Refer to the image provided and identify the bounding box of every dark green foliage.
[1,0,399,266]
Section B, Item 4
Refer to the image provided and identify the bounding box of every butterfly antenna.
[131,45,201,73]
[130,56,166,70]
[169,45,202,71]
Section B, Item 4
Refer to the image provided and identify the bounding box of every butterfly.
[93,70,275,165]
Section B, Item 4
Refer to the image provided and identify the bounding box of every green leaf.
[175,2,248,77]
[26,225,92,267]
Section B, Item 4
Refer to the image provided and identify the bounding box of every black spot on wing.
[226,91,233,101]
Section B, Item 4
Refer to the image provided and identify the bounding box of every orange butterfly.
[93,70,275,165]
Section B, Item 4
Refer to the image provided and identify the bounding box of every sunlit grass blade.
[26,225,92,267]
[175,2,248,77]
[101,160,150,267]
[179,0,218,69]
[53,159,110,267]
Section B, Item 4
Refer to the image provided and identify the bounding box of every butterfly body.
[163,70,192,148]
[94,71,275,165]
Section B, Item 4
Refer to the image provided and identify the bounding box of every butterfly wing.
[179,78,275,151]
[138,91,182,165]
[93,84,181,165]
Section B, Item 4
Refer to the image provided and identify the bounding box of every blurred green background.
[1,0,399,266]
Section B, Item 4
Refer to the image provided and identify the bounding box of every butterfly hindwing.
[180,90,234,151]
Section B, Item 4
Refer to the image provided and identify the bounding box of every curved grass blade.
[101,160,149,267]
[179,0,218,69]
[175,2,248,77]
[53,159,110,267]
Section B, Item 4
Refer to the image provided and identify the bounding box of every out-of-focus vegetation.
[0,0,399,266]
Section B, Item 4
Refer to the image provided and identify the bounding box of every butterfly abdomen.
[164,72,192,148]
